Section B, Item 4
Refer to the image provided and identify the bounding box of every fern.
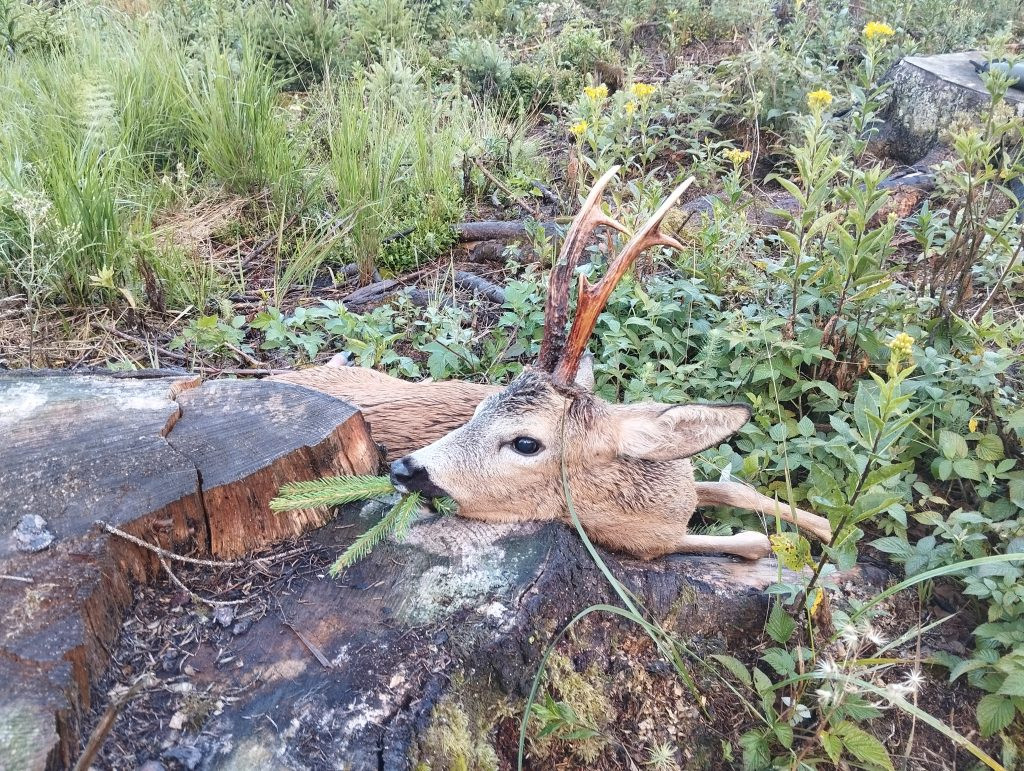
[269,474,397,510]
[328,492,421,576]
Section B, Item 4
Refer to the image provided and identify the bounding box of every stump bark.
[877,51,1024,163]
[0,372,378,770]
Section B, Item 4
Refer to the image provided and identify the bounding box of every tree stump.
[0,372,378,770]
[877,51,1024,163]
[77,508,887,770]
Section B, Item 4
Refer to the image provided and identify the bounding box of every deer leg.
[668,531,772,560]
[694,481,833,543]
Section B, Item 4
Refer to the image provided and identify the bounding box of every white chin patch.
[393,481,410,494]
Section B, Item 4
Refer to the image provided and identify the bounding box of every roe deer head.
[390,167,833,560]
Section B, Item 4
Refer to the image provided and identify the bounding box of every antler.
[550,175,695,386]
[538,165,627,372]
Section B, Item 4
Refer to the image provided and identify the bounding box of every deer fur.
[274,358,833,560]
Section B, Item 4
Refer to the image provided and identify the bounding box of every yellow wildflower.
[624,100,636,115]
[968,418,979,434]
[863,21,895,41]
[570,120,589,137]
[806,89,833,113]
[724,148,751,167]
[630,82,656,99]
[809,588,825,618]
[583,84,608,101]
[888,331,914,359]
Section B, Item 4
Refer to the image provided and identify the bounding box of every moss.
[527,651,614,765]
[414,694,500,771]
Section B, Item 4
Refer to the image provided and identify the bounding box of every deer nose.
[390,456,427,491]
[390,456,448,498]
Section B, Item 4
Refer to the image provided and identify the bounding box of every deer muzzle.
[390,456,449,499]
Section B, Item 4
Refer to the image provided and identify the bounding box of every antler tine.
[538,165,628,372]
[552,176,695,386]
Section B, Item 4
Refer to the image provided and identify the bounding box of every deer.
[274,166,833,560]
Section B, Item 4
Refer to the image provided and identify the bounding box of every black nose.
[389,457,448,498]
[390,457,424,487]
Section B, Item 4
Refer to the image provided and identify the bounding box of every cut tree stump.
[0,372,378,770]
[877,51,1024,162]
[77,508,889,770]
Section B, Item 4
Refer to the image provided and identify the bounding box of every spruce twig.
[328,493,422,576]
[271,475,456,575]
[269,475,397,510]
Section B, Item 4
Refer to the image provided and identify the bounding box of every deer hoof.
[327,352,355,368]
[734,532,772,560]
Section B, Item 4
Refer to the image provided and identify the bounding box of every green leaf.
[711,654,751,687]
[765,602,796,644]
[773,721,794,749]
[977,693,1015,737]
[752,666,773,696]
[976,434,1005,462]
[760,648,796,677]
[835,720,895,770]
[738,729,770,770]
[997,671,1024,697]
[328,493,421,575]
[820,729,842,764]
[939,430,969,460]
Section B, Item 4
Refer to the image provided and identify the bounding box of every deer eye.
[511,436,542,455]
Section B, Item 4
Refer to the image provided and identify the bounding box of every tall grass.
[184,43,297,202]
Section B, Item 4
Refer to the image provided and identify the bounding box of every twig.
[198,367,293,376]
[158,554,248,607]
[282,619,333,668]
[473,157,541,217]
[97,521,241,567]
[0,574,33,583]
[223,342,266,369]
[72,676,152,771]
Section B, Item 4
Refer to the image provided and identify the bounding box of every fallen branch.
[455,220,561,242]
[453,270,506,304]
[72,676,153,771]
[282,618,333,669]
[158,554,248,608]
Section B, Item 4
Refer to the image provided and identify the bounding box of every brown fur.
[275,361,833,560]
[273,364,497,459]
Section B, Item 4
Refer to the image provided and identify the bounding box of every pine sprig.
[269,475,396,511]
[328,493,422,576]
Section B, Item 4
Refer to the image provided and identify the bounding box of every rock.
[213,605,234,628]
[12,514,54,552]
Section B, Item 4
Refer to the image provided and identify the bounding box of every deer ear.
[574,353,595,391]
[616,403,751,461]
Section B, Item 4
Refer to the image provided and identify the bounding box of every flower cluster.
[583,84,608,102]
[863,21,894,41]
[806,89,833,113]
[570,120,589,137]
[887,331,914,359]
[629,82,656,99]
[723,148,751,167]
